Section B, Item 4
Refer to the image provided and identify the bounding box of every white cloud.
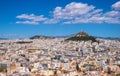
[44,18,59,24]
[104,17,120,24]
[16,14,47,25]
[16,14,47,21]
[63,21,72,24]
[53,2,95,19]
[103,10,120,24]
[16,1,120,25]
[16,21,39,25]
[112,1,120,10]
[52,2,120,24]
[52,2,105,24]
[104,11,120,18]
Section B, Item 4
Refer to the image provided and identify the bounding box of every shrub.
[116,74,120,76]
[0,68,4,72]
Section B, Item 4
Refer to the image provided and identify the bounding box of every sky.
[0,0,120,38]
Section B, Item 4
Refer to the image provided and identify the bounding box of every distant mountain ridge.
[29,32,120,41]
[1,32,120,40]
[30,35,55,39]
[95,37,120,40]
[0,38,8,40]
[29,34,75,39]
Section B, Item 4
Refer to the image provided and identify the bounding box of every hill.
[66,31,97,42]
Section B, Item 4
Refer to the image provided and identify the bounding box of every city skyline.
[0,0,120,38]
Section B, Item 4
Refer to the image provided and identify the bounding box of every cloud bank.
[16,1,120,25]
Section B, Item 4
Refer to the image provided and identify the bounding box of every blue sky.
[0,0,120,38]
